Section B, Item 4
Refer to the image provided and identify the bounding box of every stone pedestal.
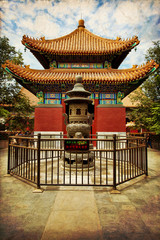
[64,151,94,168]
[63,75,94,168]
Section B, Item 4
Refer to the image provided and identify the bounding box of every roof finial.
[78,19,85,28]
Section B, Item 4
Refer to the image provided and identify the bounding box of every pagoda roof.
[2,59,158,97]
[22,19,140,69]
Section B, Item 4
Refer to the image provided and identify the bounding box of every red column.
[61,99,67,135]
[92,99,99,136]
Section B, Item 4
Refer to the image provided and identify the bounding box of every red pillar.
[61,99,67,135]
[92,98,99,136]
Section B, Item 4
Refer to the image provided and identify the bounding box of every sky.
[1,0,160,70]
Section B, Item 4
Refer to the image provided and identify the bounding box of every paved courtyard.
[0,146,160,240]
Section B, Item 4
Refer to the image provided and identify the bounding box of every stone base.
[110,189,121,194]
[63,150,94,168]
[3,174,12,177]
[63,161,94,169]
[33,188,44,193]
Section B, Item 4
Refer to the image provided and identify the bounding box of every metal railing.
[7,134,148,190]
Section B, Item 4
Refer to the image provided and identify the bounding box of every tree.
[0,107,10,130]
[147,102,160,134]
[129,88,153,131]
[0,36,24,104]
[143,41,160,101]
[5,93,35,132]
[0,36,35,132]
[129,41,160,134]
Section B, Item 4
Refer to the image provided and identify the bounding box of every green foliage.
[147,103,160,134]
[5,94,35,132]
[143,41,160,101]
[145,41,160,65]
[0,36,24,104]
[0,107,10,130]
[129,88,153,131]
[13,93,34,116]
[129,88,160,133]
[0,107,10,119]
[129,41,160,133]
[0,36,35,132]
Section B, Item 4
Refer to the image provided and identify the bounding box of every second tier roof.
[3,60,158,85]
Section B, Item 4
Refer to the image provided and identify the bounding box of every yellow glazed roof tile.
[2,59,158,85]
[22,20,140,55]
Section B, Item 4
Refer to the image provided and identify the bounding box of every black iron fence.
[7,134,148,190]
[128,132,160,150]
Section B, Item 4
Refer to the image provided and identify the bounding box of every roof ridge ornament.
[24,65,30,69]
[116,37,121,41]
[40,36,45,42]
[132,65,138,69]
[78,19,85,28]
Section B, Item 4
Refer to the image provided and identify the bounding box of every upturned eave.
[2,59,159,97]
[22,20,140,69]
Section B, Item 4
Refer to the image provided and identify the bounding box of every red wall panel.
[96,107,126,132]
[34,107,64,131]
[34,105,126,133]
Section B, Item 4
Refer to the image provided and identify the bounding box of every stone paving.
[0,146,160,240]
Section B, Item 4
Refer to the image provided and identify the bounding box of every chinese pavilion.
[2,19,159,136]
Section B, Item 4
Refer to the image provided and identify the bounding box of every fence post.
[7,137,11,174]
[113,134,117,190]
[37,133,41,189]
[26,138,29,163]
[60,132,63,157]
[145,136,148,176]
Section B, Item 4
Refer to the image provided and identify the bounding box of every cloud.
[1,0,160,70]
